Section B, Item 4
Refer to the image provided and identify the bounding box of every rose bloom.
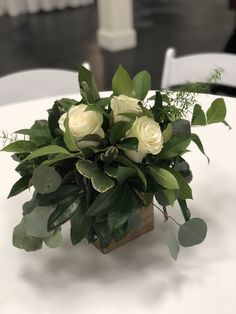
[125,116,164,163]
[111,95,142,123]
[58,104,104,148]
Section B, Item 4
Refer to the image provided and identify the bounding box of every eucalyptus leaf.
[13,222,43,251]
[162,223,180,260]
[44,230,62,248]
[32,165,62,194]
[23,205,56,238]
[178,218,207,247]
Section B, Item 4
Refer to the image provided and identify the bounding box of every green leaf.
[70,212,91,245]
[23,206,56,238]
[63,114,80,152]
[127,209,143,231]
[117,137,139,150]
[148,166,179,189]
[29,120,53,147]
[22,145,71,162]
[178,218,207,247]
[109,121,132,144]
[162,124,172,143]
[76,159,99,179]
[172,119,191,138]
[42,154,75,166]
[133,70,151,100]
[14,128,31,136]
[116,155,147,190]
[178,199,191,221]
[115,166,137,184]
[87,187,117,216]
[168,169,192,200]
[191,104,206,126]
[32,165,62,194]
[112,65,135,97]
[206,98,226,124]
[48,101,61,137]
[8,175,31,198]
[78,64,100,103]
[13,222,42,251]
[47,196,80,231]
[57,98,78,111]
[191,133,209,162]
[44,230,62,248]
[158,136,191,159]
[151,91,163,122]
[1,140,36,153]
[100,147,118,164]
[162,224,180,260]
[91,171,115,193]
[37,184,80,206]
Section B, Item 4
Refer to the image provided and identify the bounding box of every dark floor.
[0,0,235,90]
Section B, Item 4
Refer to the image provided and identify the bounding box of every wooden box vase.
[93,204,154,254]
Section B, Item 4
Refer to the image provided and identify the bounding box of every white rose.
[58,104,104,148]
[125,116,164,163]
[111,95,142,123]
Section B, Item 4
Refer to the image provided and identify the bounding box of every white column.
[97,0,137,52]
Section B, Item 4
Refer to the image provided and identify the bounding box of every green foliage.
[2,64,230,259]
[112,65,135,97]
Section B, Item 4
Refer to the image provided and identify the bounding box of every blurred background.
[0,0,235,90]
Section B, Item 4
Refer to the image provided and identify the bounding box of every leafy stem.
[152,202,181,226]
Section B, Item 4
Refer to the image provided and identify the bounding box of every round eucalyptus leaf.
[178,218,207,247]
[32,165,62,194]
[23,205,56,238]
[13,221,42,251]
[44,230,62,248]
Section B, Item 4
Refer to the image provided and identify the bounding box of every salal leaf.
[161,223,180,260]
[44,230,62,248]
[23,206,56,238]
[168,168,192,200]
[133,70,151,100]
[78,64,100,103]
[158,136,191,159]
[87,187,116,216]
[57,98,78,111]
[13,221,42,251]
[191,133,209,162]
[178,218,207,247]
[172,119,191,138]
[112,65,135,97]
[116,155,147,190]
[206,98,227,124]
[70,212,91,245]
[109,121,132,144]
[22,145,71,162]
[37,184,80,206]
[117,137,139,150]
[8,175,31,199]
[191,104,206,126]
[32,165,62,194]
[148,166,179,190]
[1,140,36,153]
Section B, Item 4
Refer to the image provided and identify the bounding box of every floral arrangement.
[1,65,229,259]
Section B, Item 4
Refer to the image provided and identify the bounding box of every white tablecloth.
[0,93,236,314]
